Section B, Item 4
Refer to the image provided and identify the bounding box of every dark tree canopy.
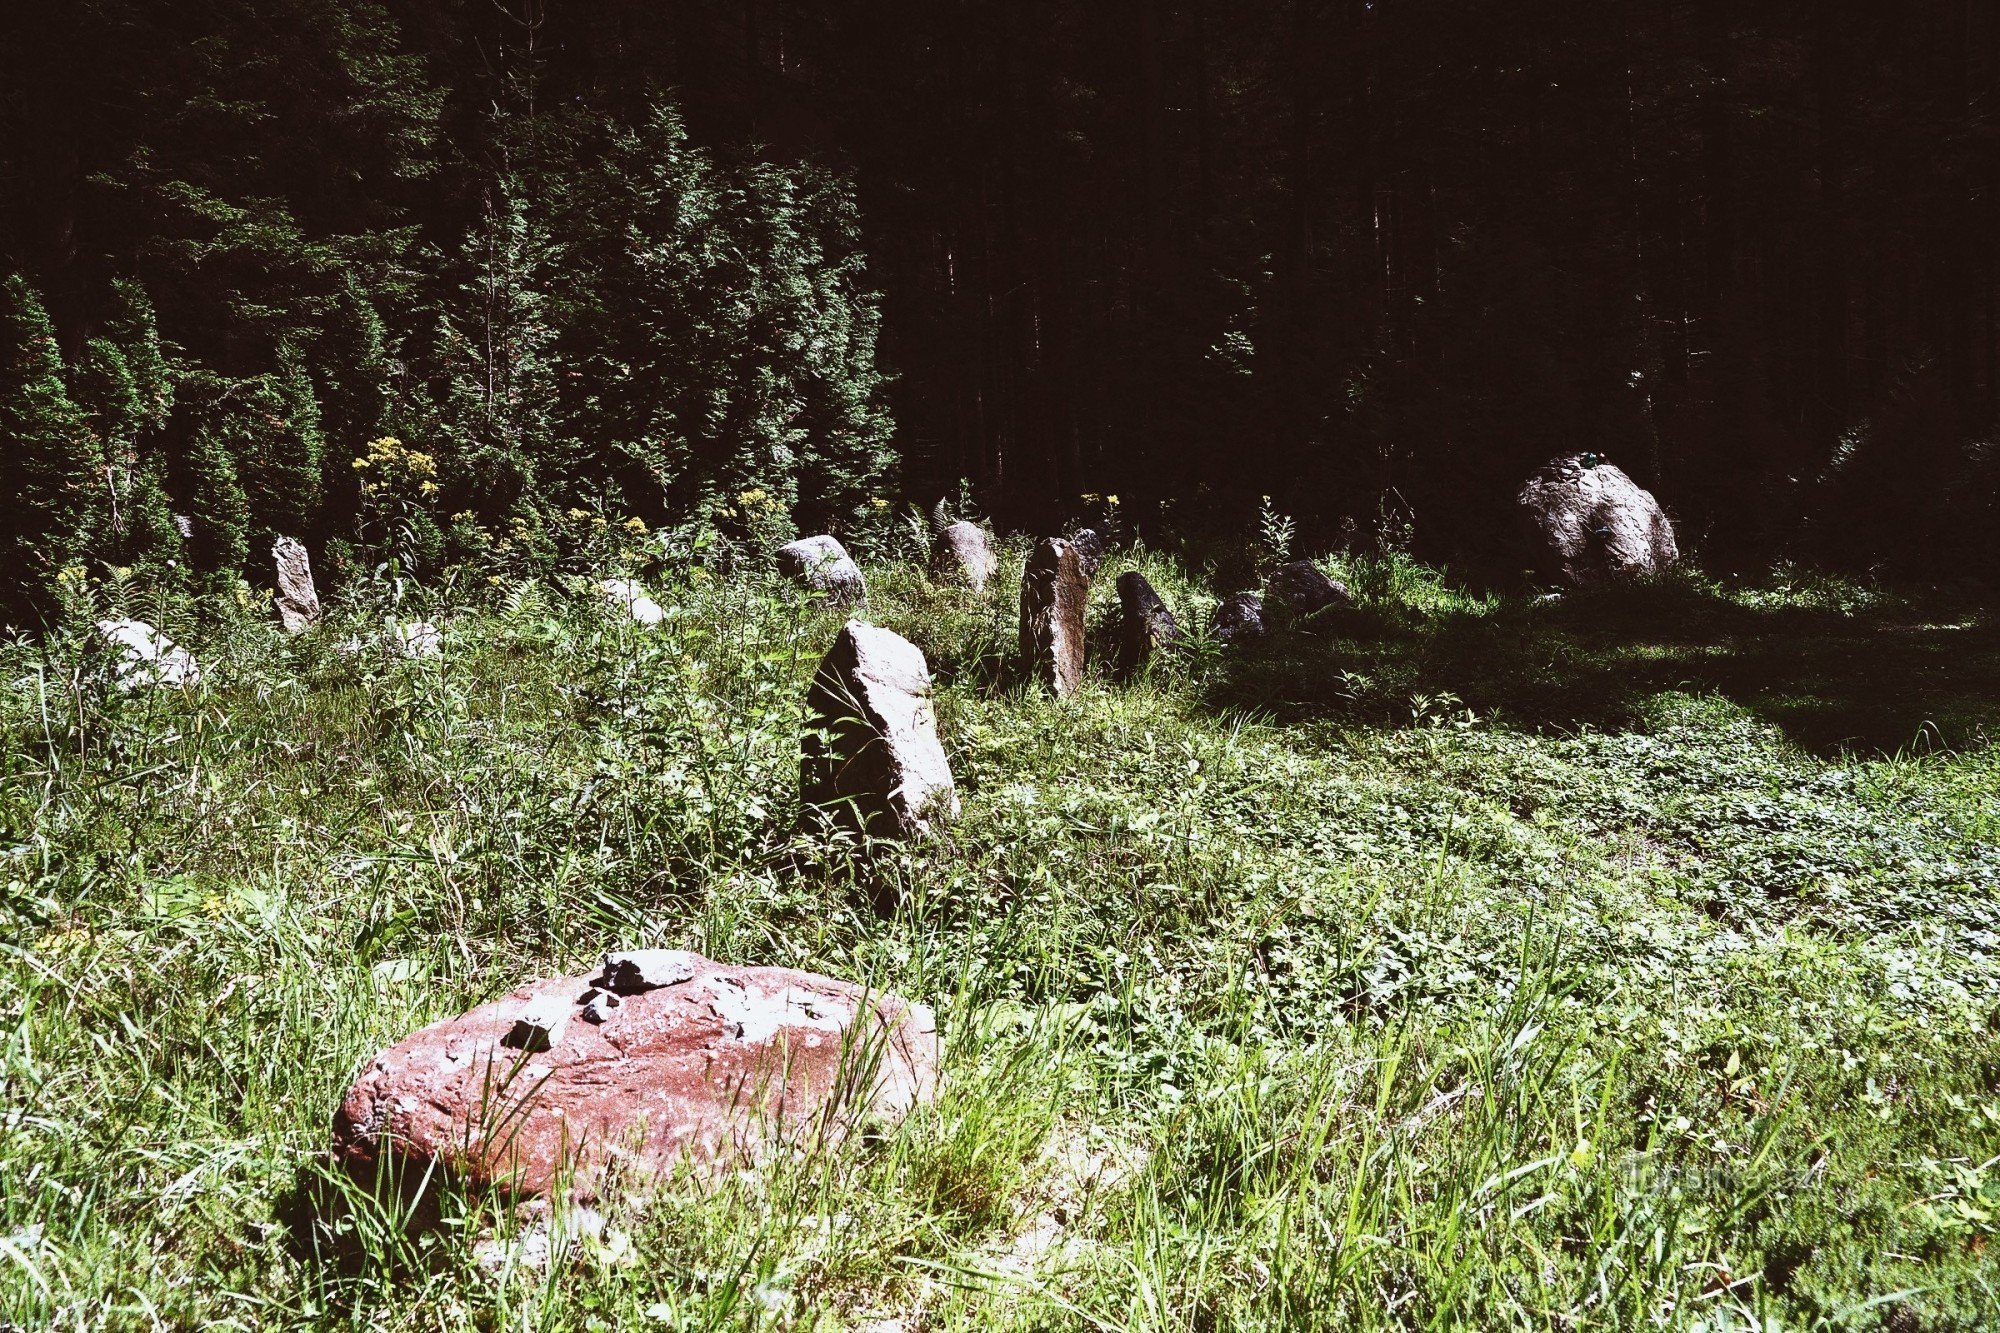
[2,0,1997,609]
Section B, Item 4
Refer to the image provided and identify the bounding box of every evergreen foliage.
[182,415,250,576]
[0,276,101,620]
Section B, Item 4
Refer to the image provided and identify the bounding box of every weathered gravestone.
[801,621,959,838]
[1265,560,1352,621]
[1114,572,1183,678]
[1018,537,1089,696]
[1516,453,1679,587]
[1209,591,1267,643]
[332,950,939,1203]
[94,619,201,690]
[778,535,867,607]
[272,537,321,634]
[930,521,998,594]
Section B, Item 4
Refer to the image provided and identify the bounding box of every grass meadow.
[3,544,1999,1330]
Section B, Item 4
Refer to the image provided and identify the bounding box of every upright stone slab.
[1516,454,1679,587]
[802,621,958,838]
[272,537,321,634]
[1114,572,1183,679]
[930,521,998,594]
[1209,592,1267,643]
[778,535,867,607]
[1265,561,1352,621]
[332,951,939,1202]
[1018,537,1089,696]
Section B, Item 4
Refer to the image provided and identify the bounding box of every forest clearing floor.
[4,553,1999,1330]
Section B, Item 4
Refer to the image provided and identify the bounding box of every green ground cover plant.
[2,551,1997,1330]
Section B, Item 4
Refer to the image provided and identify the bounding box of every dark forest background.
[4,0,1998,620]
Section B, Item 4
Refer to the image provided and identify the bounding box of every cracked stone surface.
[332,952,938,1201]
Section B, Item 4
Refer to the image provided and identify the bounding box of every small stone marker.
[802,621,959,837]
[1516,453,1679,587]
[1068,527,1105,580]
[778,535,866,607]
[391,620,442,658]
[930,521,997,593]
[332,953,940,1200]
[1265,560,1352,621]
[1209,591,1266,643]
[1018,537,1089,696]
[94,619,201,690]
[272,536,321,634]
[600,577,666,626]
[1114,571,1183,678]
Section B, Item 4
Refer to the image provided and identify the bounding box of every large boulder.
[778,536,866,607]
[1209,592,1266,643]
[332,951,939,1203]
[272,537,321,634]
[390,620,442,659]
[1517,454,1679,587]
[1018,537,1089,696]
[930,521,998,594]
[600,578,666,627]
[1114,572,1183,679]
[94,619,200,690]
[801,621,958,838]
[1265,561,1352,621]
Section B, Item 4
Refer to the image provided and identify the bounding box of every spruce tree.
[184,421,249,575]
[104,278,174,437]
[0,275,101,621]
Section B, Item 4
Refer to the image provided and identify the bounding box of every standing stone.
[802,621,958,838]
[1265,560,1352,621]
[1018,537,1089,696]
[94,619,201,690]
[1067,528,1106,580]
[778,535,867,607]
[272,537,321,634]
[332,952,940,1202]
[600,577,666,626]
[930,521,998,594]
[1209,592,1266,643]
[1516,454,1679,587]
[1114,572,1183,679]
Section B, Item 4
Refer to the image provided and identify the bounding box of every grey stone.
[600,577,666,626]
[390,620,441,659]
[1019,538,1090,696]
[1114,572,1183,678]
[1209,592,1266,643]
[596,949,704,996]
[94,619,201,690]
[802,621,959,838]
[272,537,321,634]
[1067,528,1105,580]
[778,535,866,607]
[1517,454,1679,587]
[931,521,998,593]
[504,994,571,1053]
[577,988,622,1024]
[1265,561,1352,620]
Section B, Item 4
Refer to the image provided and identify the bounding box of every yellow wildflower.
[351,456,371,471]
[870,497,890,510]
[623,517,647,534]
[566,507,590,521]
[419,480,440,497]
[1106,494,1120,507]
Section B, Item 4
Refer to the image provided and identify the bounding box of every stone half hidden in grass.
[778,534,867,607]
[801,620,959,838]
[331,952,939,1204]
